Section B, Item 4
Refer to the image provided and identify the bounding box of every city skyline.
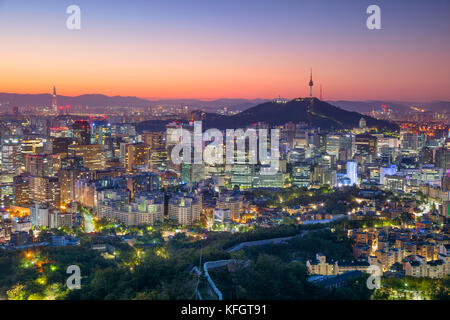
[1,0,450,306]
[1,0,450,101]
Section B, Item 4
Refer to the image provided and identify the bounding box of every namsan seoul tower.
[308,68,314,97]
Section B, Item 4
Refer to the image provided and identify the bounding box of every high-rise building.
[181,163,205,183]
[312,165,336,186]
[380,165,397,185]
[216,192,243,221]
[68,144,104,170]
[103,137,122,159]
[346,160,358,186]
[61,156,84,169]
[25,154,53,177]
[111,124,136,139]
[52,137,74,156]
[230,164,254,189]
[288,148,306,164]
[420,165,443,187]
[49,211,74,228]
[124,143,150,171]
[435,148,450,171]
[91,121,112,145]
[125,173,161,199]
[168,193,202,226]
[385,175,405,193]
[400,131,424,153]
[355,134,377,161]
[326,133,341,156]
[1,137,22,174]
[12,106,19,119]
[165,122,191,171]
[72,120,91,145]
[59,167,88,205]
[292,163,311,187]
[51,86,58,115]
[142,131,167,169]
[21,138,47,156]
[142,131,165,149]
[253,168,284,188]
[326,133,354,158]
[30,204,50,228]
[29,176,60,207]
[13,173,30,206]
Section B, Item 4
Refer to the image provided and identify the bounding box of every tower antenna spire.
[308,68,314,97]
[320,85,323,100]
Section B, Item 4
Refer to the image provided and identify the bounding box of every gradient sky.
[0,0,449,101]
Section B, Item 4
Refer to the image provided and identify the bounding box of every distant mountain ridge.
[328,100,411,113]
[424,101,450,113]
[1,92,448,114]
[329,100,450,113]
[0,92,267,111]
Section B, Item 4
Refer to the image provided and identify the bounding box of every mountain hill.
[137,97,398,132]
[201,97,398,131]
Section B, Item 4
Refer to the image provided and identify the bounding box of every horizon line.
[0,91,447,105]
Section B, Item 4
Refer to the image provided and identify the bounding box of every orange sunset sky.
[1,0,449,101]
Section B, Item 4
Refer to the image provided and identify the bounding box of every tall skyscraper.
[1,137,21,174]
[346,160,358,186]
[13,174,30,206]
[52,86,58,115]
[12,106,19,119]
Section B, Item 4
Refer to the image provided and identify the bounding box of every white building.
[168,193,202,226]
